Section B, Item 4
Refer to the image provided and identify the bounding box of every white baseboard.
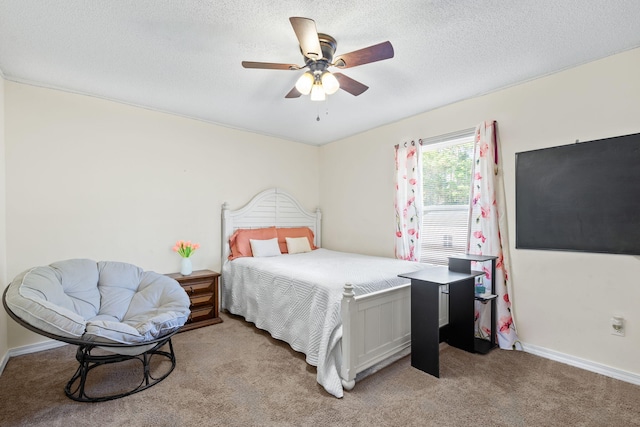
[0,351,8,376]
[522,342,640,386]
[0,339,67,376]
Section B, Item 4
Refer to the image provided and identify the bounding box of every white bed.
[220,188,448,398]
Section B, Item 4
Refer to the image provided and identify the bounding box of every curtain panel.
[394,141,423,261]
[468,121,520,350]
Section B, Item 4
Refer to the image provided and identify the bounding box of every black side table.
[399,266,484,378]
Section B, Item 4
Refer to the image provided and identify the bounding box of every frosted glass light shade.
[310,82,326,101]
[295,72,314,95]
[321,72,340,95]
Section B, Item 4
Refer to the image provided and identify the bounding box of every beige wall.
[0,75,8,360]
[2,48,640,379]
[4,82,319,348]
[320,48,640,376]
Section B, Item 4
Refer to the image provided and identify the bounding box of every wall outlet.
[611,316,625,337]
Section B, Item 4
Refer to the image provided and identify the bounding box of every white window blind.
[420,130,475,265]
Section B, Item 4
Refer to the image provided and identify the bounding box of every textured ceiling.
[1,1,640,146]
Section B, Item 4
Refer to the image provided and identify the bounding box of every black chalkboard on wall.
[515,132,640,255]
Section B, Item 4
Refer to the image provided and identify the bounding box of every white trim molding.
[522,342,640,386]
[0,339,67,376]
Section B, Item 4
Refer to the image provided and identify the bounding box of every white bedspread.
[221,248,426,398]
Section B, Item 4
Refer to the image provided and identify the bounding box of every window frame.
[419,128,475,265]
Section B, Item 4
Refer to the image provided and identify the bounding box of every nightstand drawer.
[182,280,214,296]
[188,306,214,324]
[189,292,214,307]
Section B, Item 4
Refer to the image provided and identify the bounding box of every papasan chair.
[3,259,191,402]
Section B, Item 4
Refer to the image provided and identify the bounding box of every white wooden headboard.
[221,188,322,264]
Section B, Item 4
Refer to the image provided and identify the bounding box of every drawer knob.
[189,286,194,294]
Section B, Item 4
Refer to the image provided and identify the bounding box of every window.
[420,130,475,265]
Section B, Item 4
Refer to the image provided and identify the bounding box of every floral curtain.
[468,121,520,349]
[394,141,423,261]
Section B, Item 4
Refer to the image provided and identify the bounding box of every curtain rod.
[395,127,476,149]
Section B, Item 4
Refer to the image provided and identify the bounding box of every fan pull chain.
[315,99,330,122]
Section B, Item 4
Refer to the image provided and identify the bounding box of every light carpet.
[0,312,638,426]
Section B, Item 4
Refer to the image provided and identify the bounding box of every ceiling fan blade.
[285,87,302,98]
[333,73,369,96]
[333,41,394,68]
[242,61,301,70]
[289,17,323,59]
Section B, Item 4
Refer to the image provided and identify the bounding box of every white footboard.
[340,282,449,390]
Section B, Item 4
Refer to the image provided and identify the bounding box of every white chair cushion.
[96,261,144,321]
[85,265,190,344]
[5,259,100,338]
[5,259,191,346]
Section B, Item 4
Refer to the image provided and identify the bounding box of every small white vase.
[180,257,193,276]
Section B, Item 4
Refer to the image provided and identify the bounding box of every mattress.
[221,248,426,397]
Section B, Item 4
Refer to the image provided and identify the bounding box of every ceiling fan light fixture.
[295,72,314,95]
[321,72,340,95]
[243,17,394,101]
[310,82,326,101]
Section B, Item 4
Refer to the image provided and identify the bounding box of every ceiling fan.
[241,17,394,101]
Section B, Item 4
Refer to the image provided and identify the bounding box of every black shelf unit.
[448,254,498,354]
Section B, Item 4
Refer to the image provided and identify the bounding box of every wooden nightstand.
[167,269,223,332]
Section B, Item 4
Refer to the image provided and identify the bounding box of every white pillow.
[285,237,312,254]
[250,238,282,257]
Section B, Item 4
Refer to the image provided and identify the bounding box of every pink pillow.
[228,227,277,260]
[276,227,317,253]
